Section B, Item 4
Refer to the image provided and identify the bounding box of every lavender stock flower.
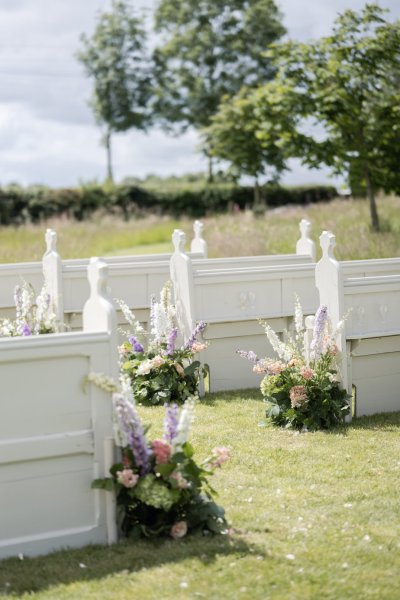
[129,335,144,353]
[113,393,151,474]
[21,323,32,336]
[184,321,206,350]
[163,403,179,443]
[166,327,178,356]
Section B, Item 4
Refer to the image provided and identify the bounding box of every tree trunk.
[364,163,379,231]
[105,129,114,184]
[207,153,214,183]
[253,177,266,216]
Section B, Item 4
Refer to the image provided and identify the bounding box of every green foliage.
[153,0,285,134]
[0,182,337,225]
[253,4,400,230]
[77,0,153,179]
[121,346,204,406]
[204,86,289,206]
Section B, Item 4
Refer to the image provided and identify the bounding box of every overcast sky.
[0,0,398,188]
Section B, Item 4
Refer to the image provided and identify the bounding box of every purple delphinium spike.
[113,393,151,474]
[129,335,144,353]
[163,403,179,443]
[166,327,178,356]
[183,320,206,350]
[236,349,259,363]
[310,305,328,359]
[21,323,32,336]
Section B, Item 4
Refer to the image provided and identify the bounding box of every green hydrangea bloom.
[135,474,179,511]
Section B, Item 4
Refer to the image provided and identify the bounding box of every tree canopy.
[253,3,400,230]
[77,0,153,181]
[153,0,286,134]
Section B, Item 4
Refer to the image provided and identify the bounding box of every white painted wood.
[190,220,208,257]
[42,228,64,326]
[0,330,117,559]
[296,219,316,261]
[315,231,400,415]
[170,229,318,391]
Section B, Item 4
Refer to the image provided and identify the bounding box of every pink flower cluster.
[210,446,231,468]
[116,469,139,488]
[289,385,308,408]
[171,471,190,489]
[152,439,172,464]
[300,366,314,380]
[191,341,208,353]
[170,520,187,539]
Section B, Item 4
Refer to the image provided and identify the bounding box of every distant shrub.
[0,182,337,225]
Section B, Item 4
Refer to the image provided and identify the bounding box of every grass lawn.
[1,390,399,599]
[1,195,400,263]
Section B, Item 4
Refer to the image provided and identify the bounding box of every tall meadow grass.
[0,195,399,263]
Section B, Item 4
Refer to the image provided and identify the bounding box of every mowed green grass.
[1,195,400,263]
[1,391,399,600]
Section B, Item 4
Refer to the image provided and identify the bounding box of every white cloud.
[0,0,398,187]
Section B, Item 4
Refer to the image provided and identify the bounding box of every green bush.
[0,182,337,225]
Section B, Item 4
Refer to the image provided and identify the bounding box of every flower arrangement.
[92,390,230,539]
[0,280,58,337]
[238,299,350,431]
[117,282,208,406]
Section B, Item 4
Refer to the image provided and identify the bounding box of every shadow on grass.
[348,410,400,431]
[0,533,264,597]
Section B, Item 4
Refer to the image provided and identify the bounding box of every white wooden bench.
[170,225,319,391]
[316,231,400,417]
[0,259,119,559]
[0,221,207,329]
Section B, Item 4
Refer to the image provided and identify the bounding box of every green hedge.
[0,183,337,225]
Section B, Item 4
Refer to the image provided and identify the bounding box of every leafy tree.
[153,0,286,179]
[255,4,400,230]
[204,86,289,210]
[77,0,153,182]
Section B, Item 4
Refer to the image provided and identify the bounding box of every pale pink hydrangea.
[116,469,139,488]
[210,446,231,468]
[266,360,286,375]
[300,366,314,380]
[289,385,308,408]
[150,355,165,369]
[253,361,269,374]
[288,358,303,368]
[170,520,188,539]
[151,439,172,464]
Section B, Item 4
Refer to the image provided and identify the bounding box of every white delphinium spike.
[34,285,57,333]
[172,397,197,451]
[87,372,120,394]
[120,372,135,405]
[294,295,304,335]
[260,321,292,362]
[114,298,145,336]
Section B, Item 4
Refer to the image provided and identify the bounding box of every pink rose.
[116,469,139,488]
[170,521,188,539]
[152,439,172,464]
